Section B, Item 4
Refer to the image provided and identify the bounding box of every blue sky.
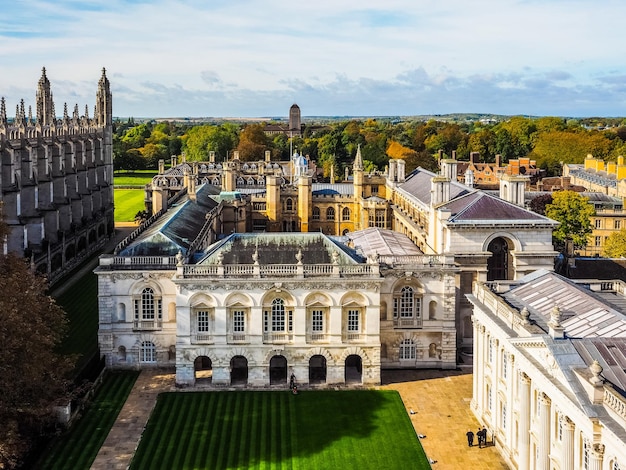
[1,0,625,118]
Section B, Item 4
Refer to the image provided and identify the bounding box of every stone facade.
[0,68,114,283]
[468,271,626,469]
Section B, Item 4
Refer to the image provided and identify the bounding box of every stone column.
[518,372,531,470]
[561,416,575,470]
[538,392,551,470]
[471,316,480,410]
[476,325,486,412]
[589,444,604,470]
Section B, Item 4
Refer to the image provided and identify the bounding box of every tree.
[545,191,595,250]
[0,212,74,469]
[529,194,553,216]
[603,229,626,258]
[236,123,267,161]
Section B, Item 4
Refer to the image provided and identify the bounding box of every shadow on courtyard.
[380,367,472,385]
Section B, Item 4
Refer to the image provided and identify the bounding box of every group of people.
[465,427,488,448]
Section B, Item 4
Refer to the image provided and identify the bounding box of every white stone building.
[468,270,626,469]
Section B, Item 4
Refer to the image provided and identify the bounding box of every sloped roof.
[198,232,362,265]
[347,227,422,257]
[573,338,626,396]
[399,168,470,205]
[502,270,626,339]
[119,184,220,256]
[312,183,354,196]
[442,191,554,223]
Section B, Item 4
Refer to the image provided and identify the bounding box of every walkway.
[380,369,509,469]
[90,368,508,469]
[90,369,174,470]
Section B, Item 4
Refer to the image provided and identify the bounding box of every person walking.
[466,429,474,447]
[477,428,484,448]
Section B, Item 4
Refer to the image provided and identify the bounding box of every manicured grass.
[115,189,146,222]
[114,170,157,187]
[54,271,99,369]
[130,390,430,470]
[37,370,140,470]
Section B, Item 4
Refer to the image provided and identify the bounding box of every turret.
[36,67,55,126]
[95,68,112,126]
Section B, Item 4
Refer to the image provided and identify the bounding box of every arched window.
[399,339,416,360]
[140,341,156,362]
[342,207,351,221]
[264,298,293,341]
[134,287,162,329]
[326,207,335,221]
[393,286,422,327]
[286,198,294,211]
[312,207,320,220]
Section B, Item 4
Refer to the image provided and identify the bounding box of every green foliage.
[183,124,239,161]
[130,390,430,470]
[603,229,626,258]
[236,123,267,161]
[545,191,595,249]
[0,217,74,468]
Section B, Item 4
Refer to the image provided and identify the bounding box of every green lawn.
[54,270,99,370]
[37,371,140,470]
[114,189,146,222]
[114,170,157,187]
[130,390,430,470]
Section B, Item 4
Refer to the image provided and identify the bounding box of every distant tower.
[289,104,301,136]
[95,68,112,127]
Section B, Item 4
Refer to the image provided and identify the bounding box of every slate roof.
[118,184,220,257]
[312,183,354,196]
[399,168,470,205]
[572,338,626,396]
[198,232,362,265]
[442,191,553,223]
[502,270,626,339]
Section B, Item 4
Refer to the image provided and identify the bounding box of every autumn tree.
[545,191,595,250]
[0,213,74,469]
[603,229,626,258]
[236,123,268,161]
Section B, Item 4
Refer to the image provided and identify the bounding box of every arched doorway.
[230,355,248,386]
[345,355,362,383]
[194,356,212,384]
[269,355,287,385]
[309,355,327,384]
[487,237,512,281]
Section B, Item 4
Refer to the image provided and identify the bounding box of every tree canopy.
[603,229,626,258]
[0,212,74,469]
[545,191,595,250]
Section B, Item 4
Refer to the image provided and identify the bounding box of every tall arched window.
[286,198,294,211]
[264,298,293,342]
[134,287,162,329]
[393,286,422,327]
[312,206,320,220]
[342,207,351,221]
[326,207,335,221]
[399,338,416,360]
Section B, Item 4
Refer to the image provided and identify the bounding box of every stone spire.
[27,105,33,124]
[0,97,6,125]
[95,67,112,126]
[84,104,90,120]
[353,143,364,172]
[36,66,54,125]
[73,104,79,122]
[63,102,69,123]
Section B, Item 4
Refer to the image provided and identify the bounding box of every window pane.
[233,310,245,332]
[312,310,324,331]
[348,309,359,331]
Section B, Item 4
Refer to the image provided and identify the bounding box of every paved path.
[90,368,508,469]
[380,368,509,469]
[90,369,175,470]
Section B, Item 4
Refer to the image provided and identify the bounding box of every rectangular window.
[272,310,285,331]
[595,219,602,229]
[288,310,293,332]
[595,236,602,246]
[502,352,508,379]
[615,220,621,229]
[312,310,324,332]
[233,310,245,332]
[348,309,360,332]
[501,403,507,429]
[197,310,210,332]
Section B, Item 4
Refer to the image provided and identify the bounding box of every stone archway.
[345,354,362,384]
[230,355,248,386]
[194,356,212,384]
[269,355,288,385]
[309,355,327,384]
[487,236,513,281]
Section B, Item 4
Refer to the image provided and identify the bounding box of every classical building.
[97,143,558,386]
[468,270,626,469]
[0,68,114,284]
